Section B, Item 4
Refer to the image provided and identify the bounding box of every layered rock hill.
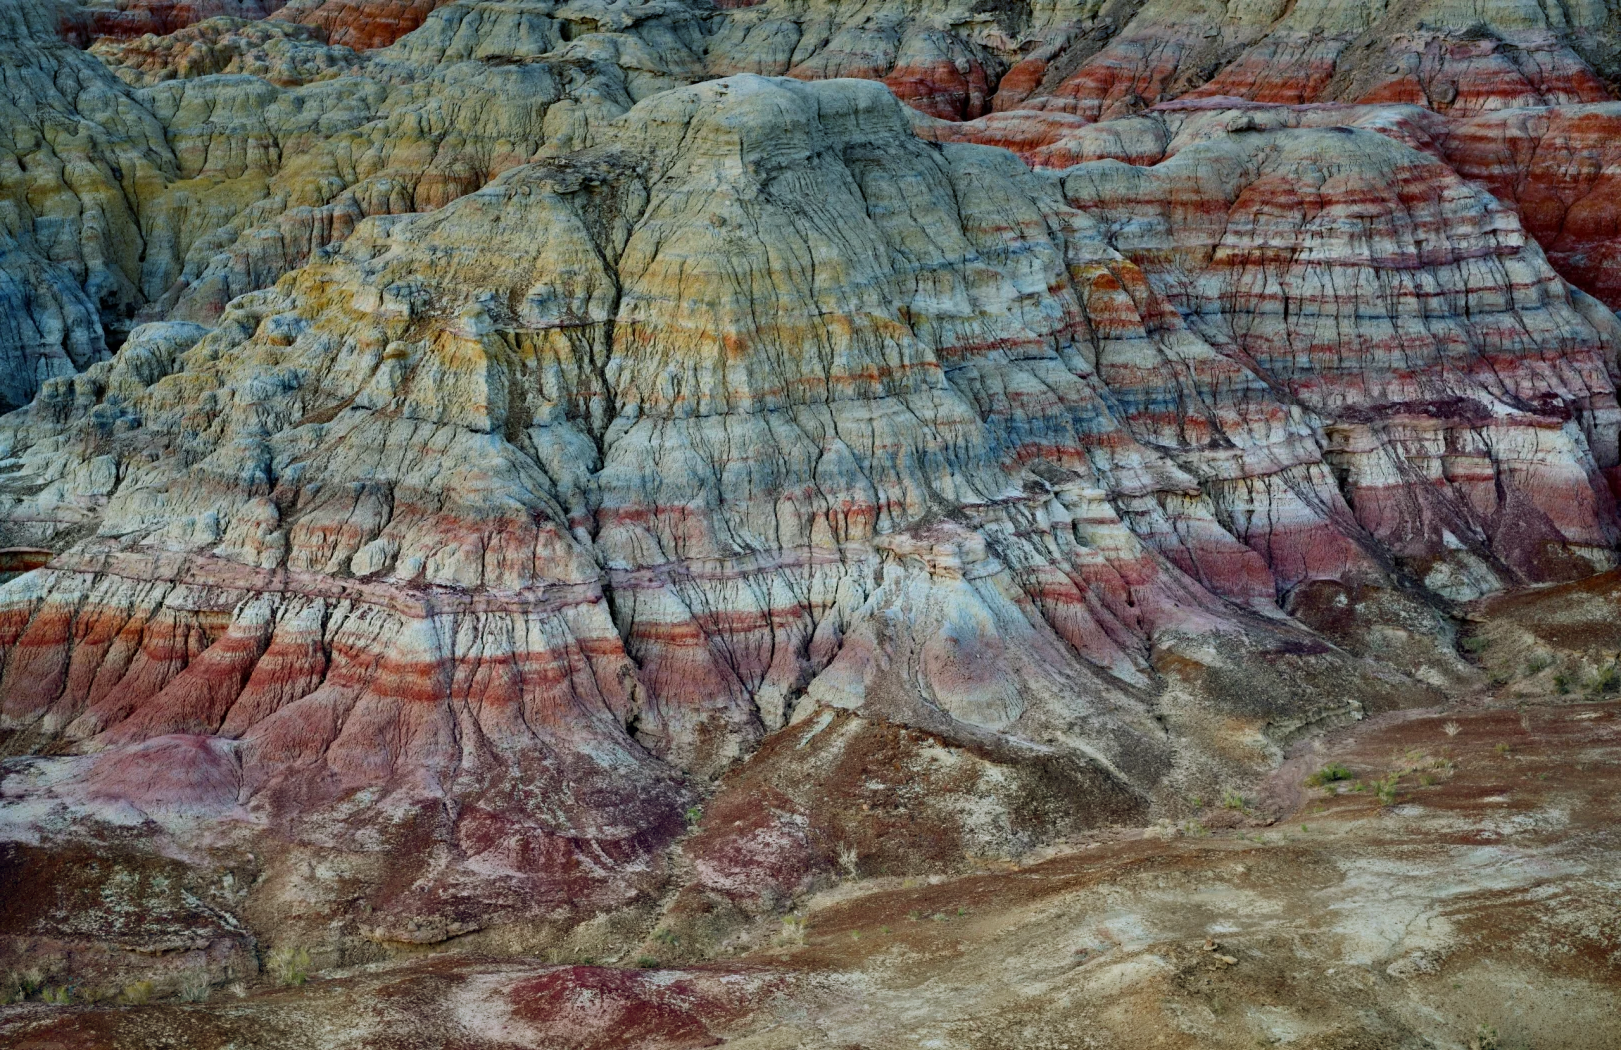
[12,0,1620,407]
[269,0,455,49]
[1446,102,1621,313]
[3,0,1621,990]
[3,0,705,412]
[707,0,1621,121]
[714,0,1621,315]
[89,16,364,87]
[71,0,447,46]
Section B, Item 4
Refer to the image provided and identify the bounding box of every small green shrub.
[1461,635,1490,654]
[1221,790,1248,811]
[1305,763,1352,788]
[1525,654,1553,675]
[266,946,311,987]
[1372,773,1400,806]
[0,970,40,1005]
[41,985,71,1006]
[121,980,154,1006]
[635,956,660,969]
[1554,672,1572,695]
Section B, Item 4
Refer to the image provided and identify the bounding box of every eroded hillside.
[1,0,1621,1045]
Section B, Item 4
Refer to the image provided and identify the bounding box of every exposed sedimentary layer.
[3,0,707,410]
[15,0,1621,415]
[708,0,1621,313]
[89,16,363,86]
[1445,103,1621,313]
[3,0,1621,987]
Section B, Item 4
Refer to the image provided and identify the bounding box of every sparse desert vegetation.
[265,948,311,989]
[1305,762,1353,787]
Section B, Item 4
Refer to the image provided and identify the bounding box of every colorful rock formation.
[271,0,453,50]
[3,0,1621,997]
[707,0,1621,314]
[90,16,362,86]
[1445,103,1621,313]
[80,0,285,41]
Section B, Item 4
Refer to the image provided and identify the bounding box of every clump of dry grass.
[266,946,311,987]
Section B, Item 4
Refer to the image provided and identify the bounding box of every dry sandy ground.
[2,690,1617,1050]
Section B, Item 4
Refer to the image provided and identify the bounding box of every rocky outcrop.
[91,16,362,86]
[0,0,176,409]
[706,0,1621,312]
[271,0,456,50]
[703,0,1020,119]
[706,0,1621,120]
[4,0,1621,980]
[79,0,286,41]
[130,0,706,325]
[929,95,1621,600]
[3,0,712,405]
[14,0,1621,409]
[1444,103,1621,313]
[1061,123,1621,594]
[1,77,1195,782]
[9,73,1617,944]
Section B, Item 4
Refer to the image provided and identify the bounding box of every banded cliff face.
[710,0,1621,315]
[1445,103,1621,314]
[88,16,364,87]
[70,0,447,46]
[1060,126,1621,594]
[0,76,1195,950]
[707,0,1620,121]
[270,0,457,49]
[16,0,1620,411]
[3,69,1619,940]
[4,0,1621,977]
[2,0,704,411]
